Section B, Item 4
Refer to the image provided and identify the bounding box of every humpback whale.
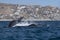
[8,17,24,27]
[8,17,37,27]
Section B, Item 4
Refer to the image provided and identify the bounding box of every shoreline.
[0,19,60,21]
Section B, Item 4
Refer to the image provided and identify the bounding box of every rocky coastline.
[0,3,60,21]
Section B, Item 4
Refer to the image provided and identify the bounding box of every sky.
[0,0,60,7]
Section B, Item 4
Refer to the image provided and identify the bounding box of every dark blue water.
[0,21,60,40]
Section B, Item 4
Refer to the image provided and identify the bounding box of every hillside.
[0,3,60,21]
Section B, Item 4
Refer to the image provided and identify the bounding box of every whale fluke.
[8,17,24,27]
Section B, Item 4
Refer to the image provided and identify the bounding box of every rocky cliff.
[0,3,60,21]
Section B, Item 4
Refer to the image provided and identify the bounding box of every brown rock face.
[0,3,17,14]
[0,3,60,21]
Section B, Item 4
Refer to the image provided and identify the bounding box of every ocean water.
[0,21,60,40]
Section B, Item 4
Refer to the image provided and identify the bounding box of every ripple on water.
[0,21,60,40]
